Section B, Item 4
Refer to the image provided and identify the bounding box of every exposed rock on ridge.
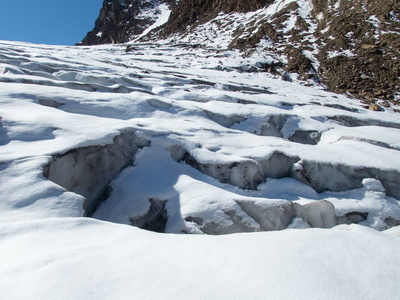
[161,0,400,106]
[314,0,400,106]
[162,0,274,35]
[80,0,177,45]
[81,0,399,106]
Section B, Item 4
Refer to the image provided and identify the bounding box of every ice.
[1,40,400,232]
[362,178,386,192]
[43,130,144,215]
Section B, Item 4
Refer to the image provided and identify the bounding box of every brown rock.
[369,104,383,111]
[361,44,377,50]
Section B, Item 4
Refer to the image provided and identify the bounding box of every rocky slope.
[79,0,177,45]
[81,0,400,108]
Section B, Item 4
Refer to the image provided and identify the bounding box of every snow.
[0,157,85,223]
[366,15,381,28]
[1,40,400,226]
[390,11,400,23]
[327,49,357,59]
[0,218,399,299]
[320,125,400,150]
[266,0,298,15]
[139,0,325,81]
[133,3,171,41]
[1,39,400,298]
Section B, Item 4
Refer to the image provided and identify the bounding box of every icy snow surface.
[0,40,400,298]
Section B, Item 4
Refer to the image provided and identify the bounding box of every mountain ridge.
[80,0,177,45]
[80,0,400,109]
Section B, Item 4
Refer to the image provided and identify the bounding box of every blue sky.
[0,0,103,45]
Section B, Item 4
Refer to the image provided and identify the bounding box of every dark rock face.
[80,0,177,45]
[163,0,274,34]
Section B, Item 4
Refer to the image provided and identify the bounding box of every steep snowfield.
[134,3,172,41]
[0,40,400,298]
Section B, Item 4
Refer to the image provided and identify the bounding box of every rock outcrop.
[314,0,400,106]
[161,0,400,106]
[80,0,177,45]
[162,0,274,35]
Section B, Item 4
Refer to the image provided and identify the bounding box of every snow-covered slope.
[1,40,400,297]
[141,0,400,107]
[1,218,400,300]
[1,40,400,231]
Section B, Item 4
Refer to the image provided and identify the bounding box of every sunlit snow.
[0,39,400,298]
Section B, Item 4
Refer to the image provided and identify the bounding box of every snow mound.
[0,218,399,299]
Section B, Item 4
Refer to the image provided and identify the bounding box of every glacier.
[0,40,400,298]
